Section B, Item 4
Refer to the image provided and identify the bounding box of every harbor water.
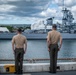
[0,40,76,63]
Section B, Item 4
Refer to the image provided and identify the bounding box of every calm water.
[0,40,76,63]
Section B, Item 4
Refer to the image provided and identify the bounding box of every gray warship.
[0,6,76,40]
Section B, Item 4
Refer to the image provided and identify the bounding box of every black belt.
[50,44,58,45]
[15,48,24,49]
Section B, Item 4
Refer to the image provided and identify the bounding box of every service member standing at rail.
[12,28,27,74]
[47,24,62,73]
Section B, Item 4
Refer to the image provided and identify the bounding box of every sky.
[0,0,76,24]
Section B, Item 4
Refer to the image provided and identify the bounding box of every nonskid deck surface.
[1,71,76,75]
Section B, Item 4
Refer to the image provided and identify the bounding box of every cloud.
[0,0,53,23]
[0,0,76,24]
[0,4,16,12]
[71,5,76,21]
[0,0,51,17]
[71,5,76,12]
[55,0,76,7]
[55,0,63,6]
[65,0,76,7]
[40,8,57,18]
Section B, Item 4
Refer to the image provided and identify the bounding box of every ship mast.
[62,0,65,10]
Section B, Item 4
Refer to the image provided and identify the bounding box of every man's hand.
[13,50,15,54]
[58,47,61,51]
[24,50,26,54]
[48,47,50,52]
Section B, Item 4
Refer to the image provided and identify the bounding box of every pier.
[0,58,76,75]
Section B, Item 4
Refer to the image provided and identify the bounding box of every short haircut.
[52,24,57,29]
[17,28,22,32]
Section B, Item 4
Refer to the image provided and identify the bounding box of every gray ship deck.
[1,71,76,75]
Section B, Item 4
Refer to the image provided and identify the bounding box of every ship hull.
[0,32,76,40]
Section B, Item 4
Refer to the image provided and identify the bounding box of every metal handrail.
[0,58,76,62]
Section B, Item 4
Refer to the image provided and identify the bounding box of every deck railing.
[0,58,76,63]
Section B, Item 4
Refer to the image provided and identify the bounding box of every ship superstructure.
[61,0,76,33]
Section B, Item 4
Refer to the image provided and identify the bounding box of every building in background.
[0,27,9,33]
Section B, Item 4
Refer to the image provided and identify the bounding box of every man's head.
[17,28,22,33]
[52,24,57,30]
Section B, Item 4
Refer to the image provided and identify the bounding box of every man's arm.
[24,38,27,54]
[47,38,50,48]
[12,37,15,53]
[47,32,51,51]
[59,36,62,50]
